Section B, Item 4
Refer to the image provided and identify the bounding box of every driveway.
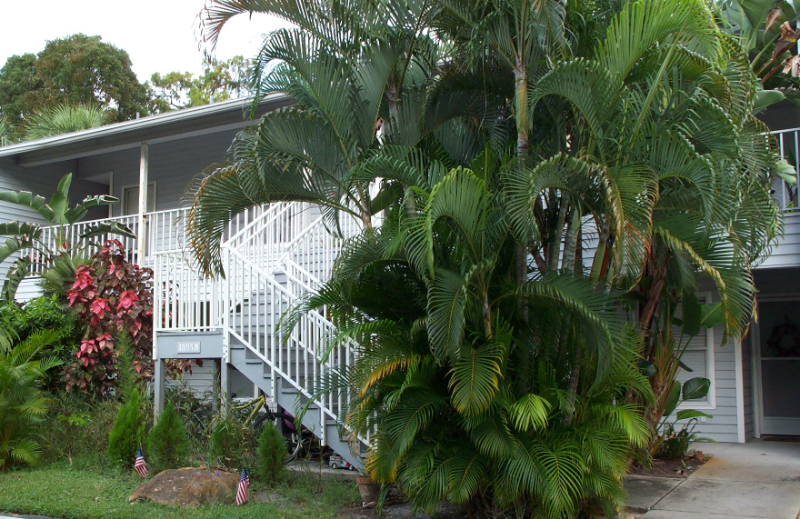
[626,440,800,519]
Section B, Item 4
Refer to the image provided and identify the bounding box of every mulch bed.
[629,450,709,479]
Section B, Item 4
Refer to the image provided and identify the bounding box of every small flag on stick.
[134,447,148,478]
[235,467,250,506]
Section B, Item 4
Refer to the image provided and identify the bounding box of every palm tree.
[0,173,134,301]
[189,0,501,274]
[23,103,106,141]
[291,148,651,516]
[0,328,61,470]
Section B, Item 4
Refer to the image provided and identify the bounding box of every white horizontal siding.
[15,277,42,303]
[760,211,800,269]
[165,363,217,397]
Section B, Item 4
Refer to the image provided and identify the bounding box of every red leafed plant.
[64,240,155,397]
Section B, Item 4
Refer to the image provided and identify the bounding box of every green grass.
[0,461,361,519]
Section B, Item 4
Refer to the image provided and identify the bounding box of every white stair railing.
[224,247,366,446]
[220,201,368,446]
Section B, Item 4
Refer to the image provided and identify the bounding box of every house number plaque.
[177,342,201,354]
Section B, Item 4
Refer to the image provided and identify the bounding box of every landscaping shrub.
[63,240,196,398]
[65,240,155,397]
[107,388,145,469]
[147,401,190,471]
[0,329,61,470]
[256,421,286,484]
[42,393,119,465]
[0,296,82,389]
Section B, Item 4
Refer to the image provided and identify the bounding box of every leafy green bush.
[0,329,61,470]
[147,401,190,471]
[256,421,285,484]
[107,388,145,469]
[0,296,81,365]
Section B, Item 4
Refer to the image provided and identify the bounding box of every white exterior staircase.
[152,202,368,468]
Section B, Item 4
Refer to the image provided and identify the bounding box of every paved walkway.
[626,440,800,519]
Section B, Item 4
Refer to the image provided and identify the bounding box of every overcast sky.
[0,0,290,82]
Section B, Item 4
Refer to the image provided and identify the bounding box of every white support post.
[108,171,114,219]
[137,143,149,261]
[153,359,165,422]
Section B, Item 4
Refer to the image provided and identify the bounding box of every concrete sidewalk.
[625,440,800,519]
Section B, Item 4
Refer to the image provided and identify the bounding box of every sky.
[0,0,290,82]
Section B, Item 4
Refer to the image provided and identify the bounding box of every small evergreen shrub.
[147,401,190,471]
[256,421,285,484]
[107,388,144,468]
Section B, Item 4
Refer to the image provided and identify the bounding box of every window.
[122,182,156,215]
[673,292,716,409]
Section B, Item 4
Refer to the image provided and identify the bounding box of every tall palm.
[23,103,106,141]
[510,0,781,434]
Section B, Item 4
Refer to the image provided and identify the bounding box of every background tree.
[0,54,40,130]
[0,34,150,130]
[148,56,250,112]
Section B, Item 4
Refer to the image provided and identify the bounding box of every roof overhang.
[0,94,291,167]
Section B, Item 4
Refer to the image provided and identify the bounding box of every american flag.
[235,467,250,506]
[134,448,148,478]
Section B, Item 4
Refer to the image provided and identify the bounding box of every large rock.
[129,467,240,507]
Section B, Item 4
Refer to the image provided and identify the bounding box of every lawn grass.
[0,461,361,519]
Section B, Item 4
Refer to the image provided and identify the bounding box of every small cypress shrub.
[256,422,286,484]
[208,413,249,469]
[147,400,190,471]
[107,388,144,468]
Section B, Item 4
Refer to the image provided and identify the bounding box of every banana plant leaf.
[79,222,136,241]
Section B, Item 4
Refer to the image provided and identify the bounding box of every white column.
[153,358,165,421]
[137,143,149,261]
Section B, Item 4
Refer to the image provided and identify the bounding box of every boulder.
[129,467,240,507]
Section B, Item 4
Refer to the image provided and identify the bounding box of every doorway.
[756,299,800,436]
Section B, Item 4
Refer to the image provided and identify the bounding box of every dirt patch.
[341,488,461,519]
[630,451,709,479]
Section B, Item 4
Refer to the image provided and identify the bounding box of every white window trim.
[676,291,716,411]
[121,181,157,215]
